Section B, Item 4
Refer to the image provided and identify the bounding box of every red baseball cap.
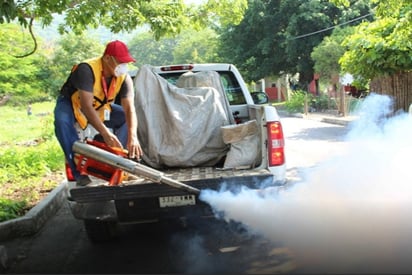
[103,40,136,63]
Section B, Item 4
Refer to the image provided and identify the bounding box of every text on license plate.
[159,195,196,208]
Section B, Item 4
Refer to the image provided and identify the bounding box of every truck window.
[158,71,247,105]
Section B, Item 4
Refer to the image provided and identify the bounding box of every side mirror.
[251,92,269,104]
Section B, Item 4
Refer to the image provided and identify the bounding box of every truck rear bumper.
[67,195,214,222]
[68,199,118,221]
[67,173,275,223]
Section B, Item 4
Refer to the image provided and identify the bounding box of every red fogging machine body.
[68,139,201,194]
[70,139,129,186]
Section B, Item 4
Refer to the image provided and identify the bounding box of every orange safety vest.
[71,57,126,129]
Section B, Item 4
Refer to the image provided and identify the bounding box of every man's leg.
[54,95,82,180]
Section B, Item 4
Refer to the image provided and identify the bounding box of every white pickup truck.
[66,63,286,242]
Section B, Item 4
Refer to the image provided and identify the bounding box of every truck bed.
[67,166,274,223]
[69,166,273,203]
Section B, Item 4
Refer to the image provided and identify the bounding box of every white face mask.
[114,63,128,77]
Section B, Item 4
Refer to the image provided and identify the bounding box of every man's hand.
[102,131,123,149]
[127,136,143,160]
[79,90,121,147]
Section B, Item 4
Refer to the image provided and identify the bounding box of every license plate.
[159,195,196,208]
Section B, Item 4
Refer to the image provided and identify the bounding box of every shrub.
[0,198,27,222]
[284,90,312,113]
[0,101,64,221]
[311,93,331,112]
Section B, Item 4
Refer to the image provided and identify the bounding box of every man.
[54,40,143,186]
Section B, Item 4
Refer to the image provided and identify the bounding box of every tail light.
[266,121,285,166]
[65,159,76,181]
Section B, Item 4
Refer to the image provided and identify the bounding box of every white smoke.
[200,93,412,273]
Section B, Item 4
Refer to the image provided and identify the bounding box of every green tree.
[218,0,372,86]
[339,0,412,78]
[42,33,104,97]
[282,0,344,86]
[218,0,278,82]
[0,23,47,105]
[128,28,220,67]
[173,28,219,64]
[311,27,355,80]
[0,0,247,53]
[128,32,177,67]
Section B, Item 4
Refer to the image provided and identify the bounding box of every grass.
[271,101,286,109]
[0,102,56,143]
[0,101,65,222]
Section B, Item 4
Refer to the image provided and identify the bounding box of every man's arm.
[121,95,142,159]
[120,76,143,159]
[79,90,123,148]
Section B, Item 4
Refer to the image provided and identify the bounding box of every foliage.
[39,114,56,141]
[128,32,176,67]
[310,93,332,111]
[172,28,220,64]
[347,96,363,113]
[0,23,222,104]
[198,0,248,28]
[42,32,105,97]
[284,90,312,113]
[339,0,412,78]
[0,141,63,220]
[351,77,369,91]
[0,23,49,105]
[282,0,343,84]
[218,0,373,85]
[0,141,63,182]
[218,0,284,82]
[0,102,64,222]
[0,198,27,222]
[128,27,220,66]
[0,0,247,45]
[311,27,355,80]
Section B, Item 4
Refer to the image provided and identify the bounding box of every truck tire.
[83,220,117,243]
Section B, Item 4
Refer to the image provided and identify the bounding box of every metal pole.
[73,141,201,195]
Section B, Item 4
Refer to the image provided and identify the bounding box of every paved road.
[4,203,298,273]
[2,116,352,274]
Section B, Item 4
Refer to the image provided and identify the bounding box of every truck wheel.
[83,220,117,243]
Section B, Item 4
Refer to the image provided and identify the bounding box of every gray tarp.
[134,65,234,168]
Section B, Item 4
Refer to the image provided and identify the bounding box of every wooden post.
[277,79,282,102]
[340,86,346,117]
[304,92,308,115]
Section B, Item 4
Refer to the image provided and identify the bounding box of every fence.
[370,72,412,112]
